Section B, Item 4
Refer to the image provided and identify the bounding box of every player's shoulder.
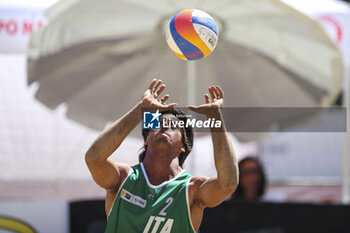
[189,176,209,188]
[116,162,146,181]
[116,162,132,180]
[116,162,132,174]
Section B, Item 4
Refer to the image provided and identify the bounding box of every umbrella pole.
[187,61,196,174]
[187,61,196,105]
[342,64,350,204]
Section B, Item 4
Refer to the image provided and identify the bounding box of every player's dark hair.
[139,109,193,167]
[231,156,266,200]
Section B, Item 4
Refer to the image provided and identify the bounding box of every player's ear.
[144,132,150,146]
[180,146,185,153]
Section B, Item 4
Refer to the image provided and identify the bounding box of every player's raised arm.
[85,79,177,190]
[187,86,239,207]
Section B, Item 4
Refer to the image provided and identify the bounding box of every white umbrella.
[27,0,342,141]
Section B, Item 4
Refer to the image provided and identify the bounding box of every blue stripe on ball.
[192,15,218,36]
[170,13,204,60]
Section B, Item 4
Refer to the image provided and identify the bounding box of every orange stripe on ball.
[174,9,211,57]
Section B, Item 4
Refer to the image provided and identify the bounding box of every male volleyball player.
[85,79,238,232]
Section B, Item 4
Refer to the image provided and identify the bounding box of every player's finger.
[209,86,216,100]
[160,94,170,103]
[205,94,210,104]
[148,79,157,91]
[216,85,224,98]
[212,86,220,98]
[153,80,162,93]
[169,103,178,107]
[155,84,166,97]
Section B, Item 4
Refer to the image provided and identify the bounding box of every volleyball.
[165,9,218,60]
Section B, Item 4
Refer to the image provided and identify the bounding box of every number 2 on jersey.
[159,197,173,216]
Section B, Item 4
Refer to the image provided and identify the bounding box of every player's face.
[146,114,185,152]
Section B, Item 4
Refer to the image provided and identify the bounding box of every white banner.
[0,9,46,53]
[282,0,350,64]
[0,0,59,53]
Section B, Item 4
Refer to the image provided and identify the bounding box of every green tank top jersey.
[105,163,196,233]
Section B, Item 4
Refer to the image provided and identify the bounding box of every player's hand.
[187,85,224,116]
[141,79,177,110]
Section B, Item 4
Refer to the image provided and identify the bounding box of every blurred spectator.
[231,156,285,202]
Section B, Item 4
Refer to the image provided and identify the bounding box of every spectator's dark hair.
[139,109,193,167]
[232,156,266,200]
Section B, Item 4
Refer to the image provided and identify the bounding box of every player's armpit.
[191,176,236,208]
